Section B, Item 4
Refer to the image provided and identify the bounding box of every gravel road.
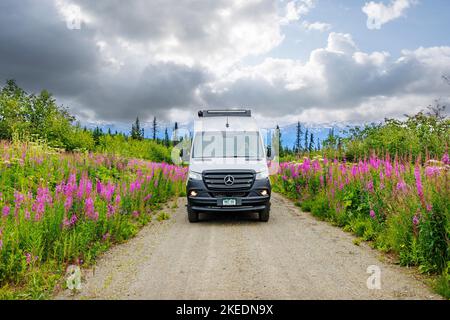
[55,193,440,300]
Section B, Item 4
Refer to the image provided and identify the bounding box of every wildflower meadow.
[273,153,449,296]
[0,140,187,298]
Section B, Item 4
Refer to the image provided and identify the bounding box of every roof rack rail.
[198,109,251,118]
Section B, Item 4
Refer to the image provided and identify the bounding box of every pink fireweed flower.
[442,152,449,165]
[369,156,380,169]
[34,189,46,203]
[64,196,73,212]
[76,182,84,199]
[143,194,153,202]
[426,203,433,212]
[154,179,159,188]
[414,166,424,200]
[132,211,140,218]
[63,214,78,228]
[32,197,46,215]
[85,198,95,220]
[2,205,11,217]
[24,209,30,220]
[396,181,407,192]
[101,183,115,202]
[351,165,358,178]
[384,161,392,177]
[413,215,420,226]
[96,180,102,194]
[425,166,441,178]
[130,181,137,193]
[68,173,77,186]
[34,212,42,222]
[107,204,116,218]
[366,180,374,193]
[14,191,25,207]
[370,210,376,219]
[85,180,92,197]
[312,160,321,173]
[0,239,3,251]
[102,233,110,241]
[115,194,121,205]
[55,182,65,198]
[26,253,32,265]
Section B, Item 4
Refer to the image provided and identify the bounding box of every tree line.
[278,103,449,162]
[0,80,177,162]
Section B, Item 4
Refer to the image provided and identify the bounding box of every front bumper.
[187,178,271,213]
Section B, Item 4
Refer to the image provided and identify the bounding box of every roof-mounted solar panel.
[198,109,251,117]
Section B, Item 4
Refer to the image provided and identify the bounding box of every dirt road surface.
[56,193,440,300]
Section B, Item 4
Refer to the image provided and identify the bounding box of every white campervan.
[186,109,271,222]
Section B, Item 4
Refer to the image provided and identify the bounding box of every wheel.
[259,204,270,222]
[187,205,199,223]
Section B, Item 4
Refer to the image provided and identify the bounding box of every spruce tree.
[295,121,303,153]
[152,116,158,140]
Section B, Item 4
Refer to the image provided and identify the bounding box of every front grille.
[210,192,249,198]
[203,170,255,191]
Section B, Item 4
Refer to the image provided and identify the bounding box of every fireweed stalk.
[0,141,187,298]
[274,154,449,275]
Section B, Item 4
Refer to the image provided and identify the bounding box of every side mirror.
[266,147,272,158]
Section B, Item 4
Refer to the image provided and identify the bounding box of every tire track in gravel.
[55,194,441,300]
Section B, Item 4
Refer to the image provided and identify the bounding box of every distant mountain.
[277,122,355,149]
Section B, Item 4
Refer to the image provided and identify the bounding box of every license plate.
[222,198,237,206]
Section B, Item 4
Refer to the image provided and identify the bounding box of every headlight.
[255,169,269,180]
[188,170,202,180]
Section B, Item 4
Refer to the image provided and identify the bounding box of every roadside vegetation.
[0,140,186,299]
[273,105,449,298]
[0,80,186,299]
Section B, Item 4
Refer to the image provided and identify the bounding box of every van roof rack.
[198,109,251,118]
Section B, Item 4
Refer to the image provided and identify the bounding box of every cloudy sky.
[1,0,449,129]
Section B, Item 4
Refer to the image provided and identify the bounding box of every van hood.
[189,158,267,173]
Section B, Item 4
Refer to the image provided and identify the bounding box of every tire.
[259,204,270,222]
[187,205,199,223]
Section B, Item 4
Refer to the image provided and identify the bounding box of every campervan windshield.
[192,131,264,160]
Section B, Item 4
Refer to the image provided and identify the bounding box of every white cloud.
[55,0,93,29]
[203,33,450,124]
[362,0,417,30]
[280,0,316,24]
[302,21,332,32]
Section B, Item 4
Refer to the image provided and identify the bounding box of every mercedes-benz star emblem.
[224,175,235,186]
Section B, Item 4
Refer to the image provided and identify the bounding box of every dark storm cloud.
[0,0,215,122]
[75,62,210,122]
[0,0,99,95]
